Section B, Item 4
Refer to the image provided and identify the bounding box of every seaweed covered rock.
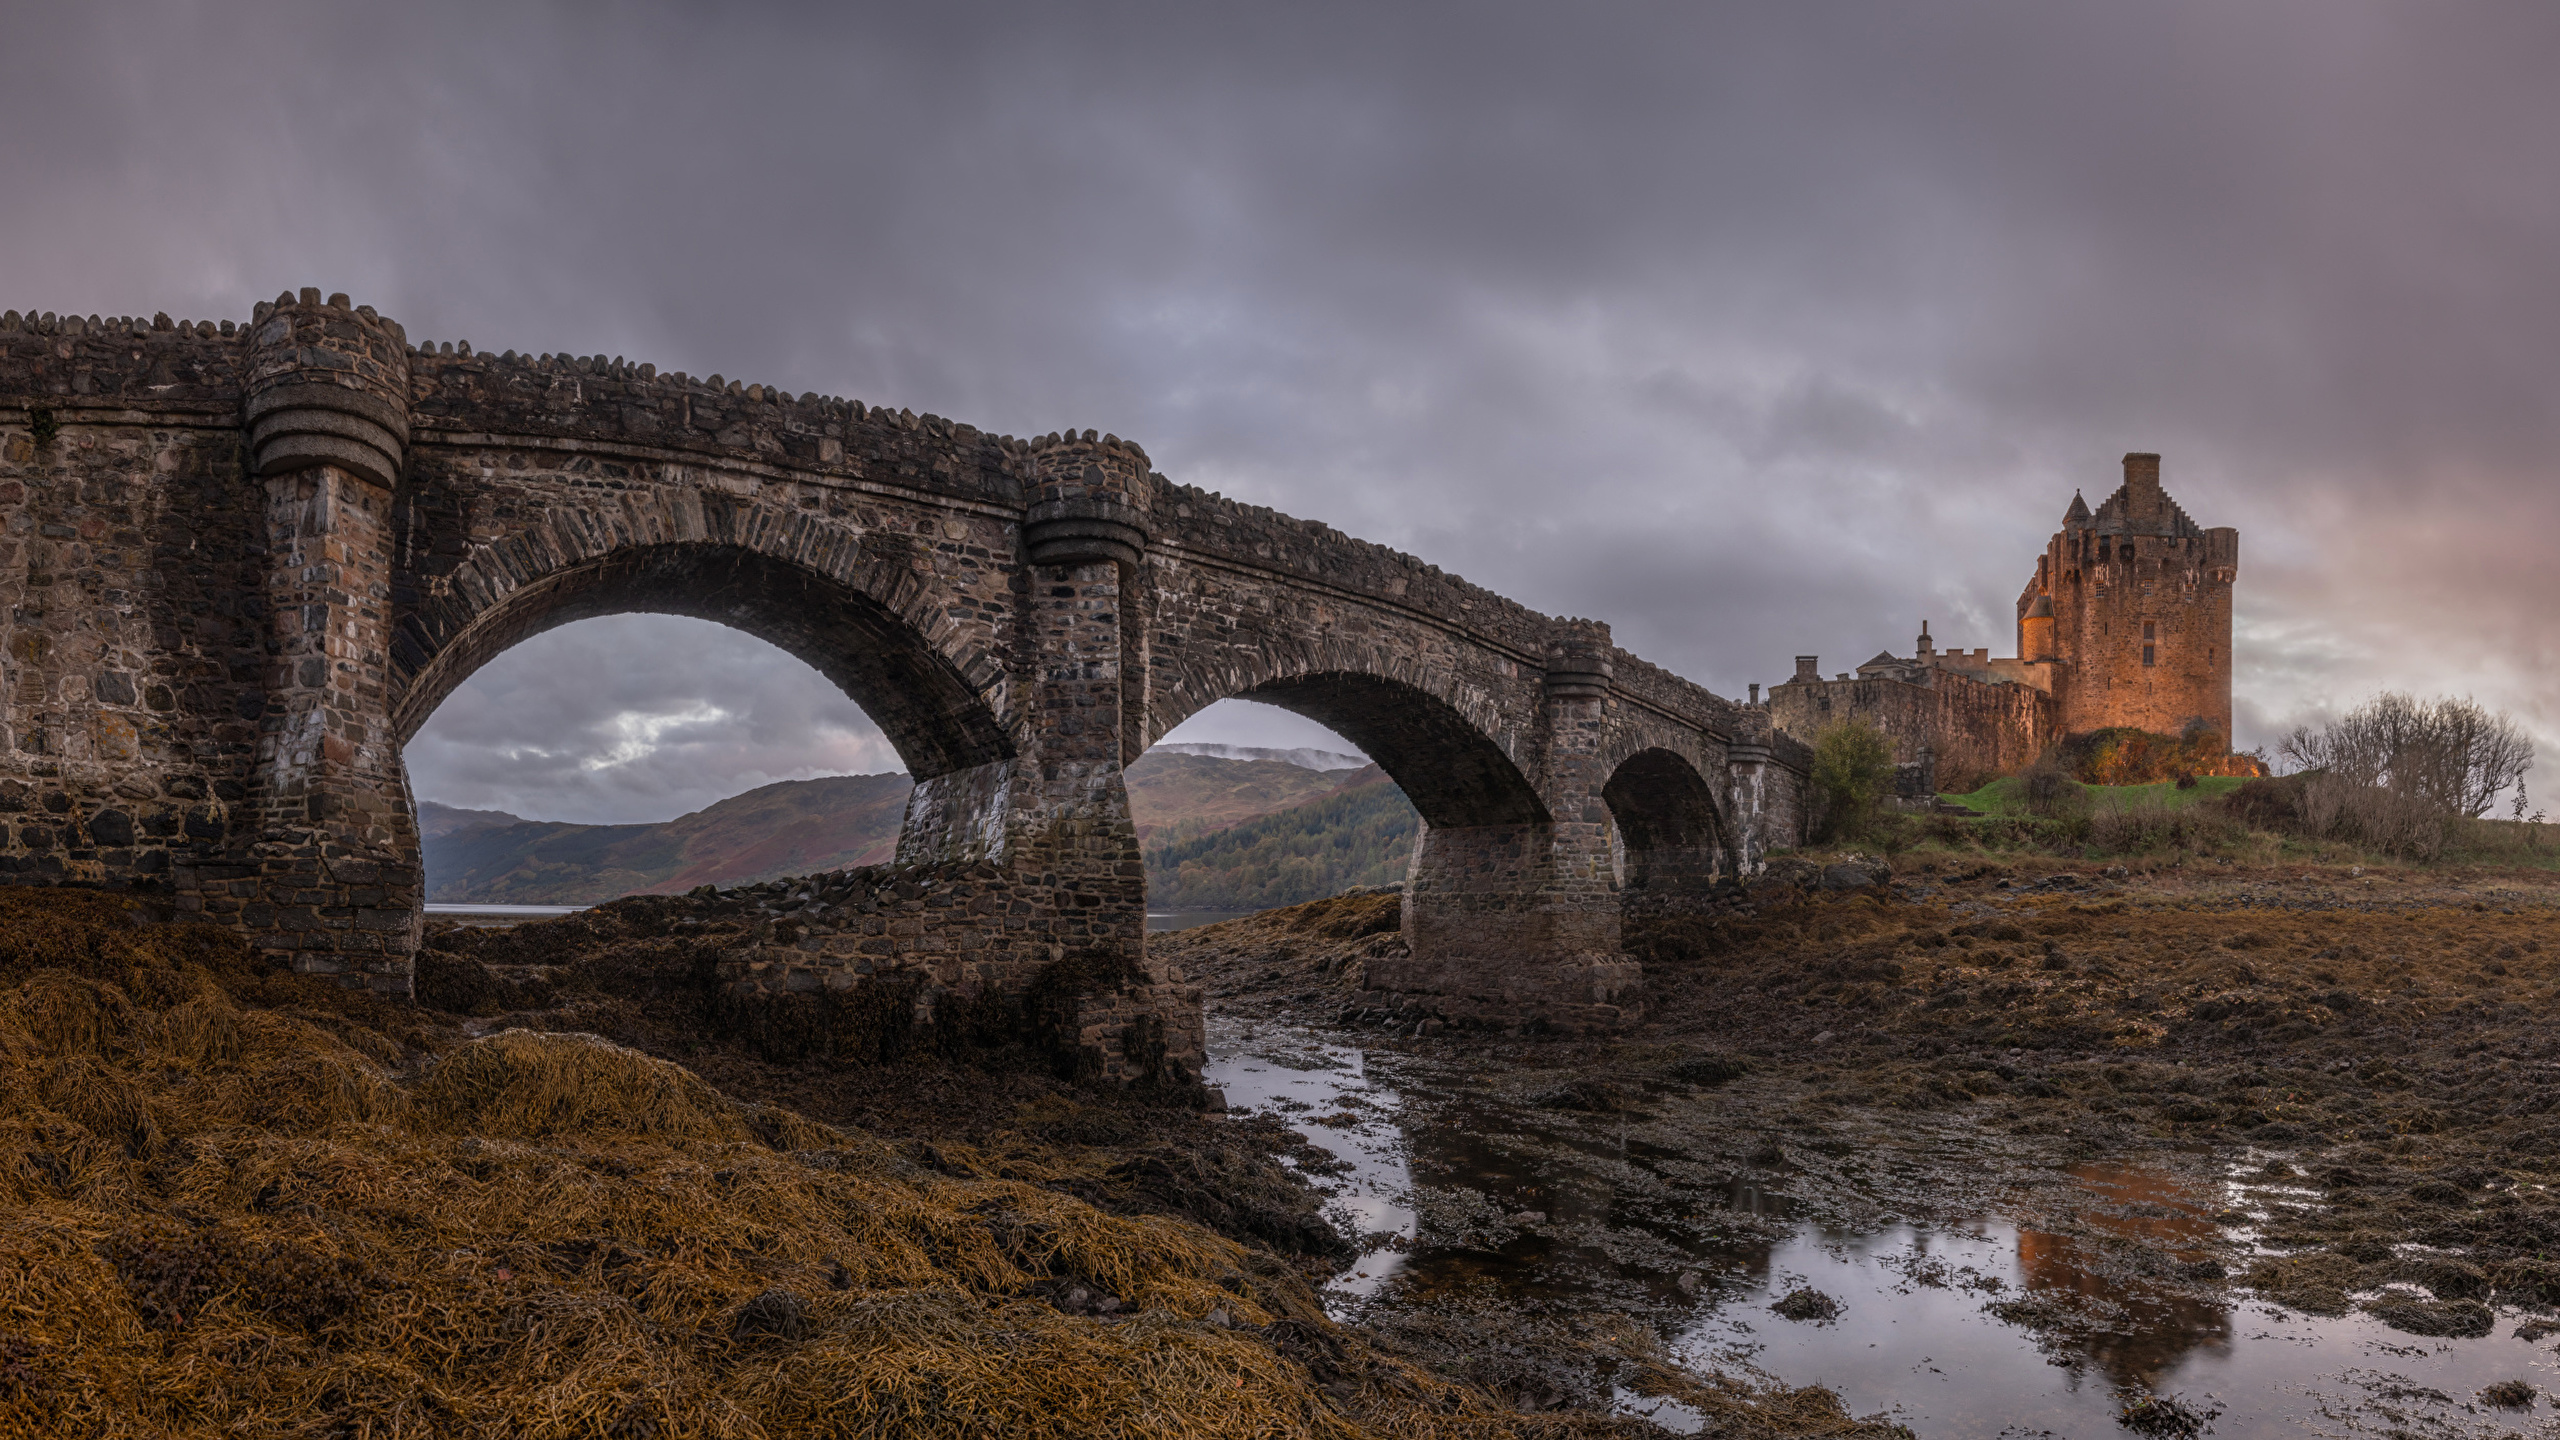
[0,887,1680,1439]
[414,1029,757,1142]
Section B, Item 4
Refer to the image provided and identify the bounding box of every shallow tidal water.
[1204,1016,2560,1438]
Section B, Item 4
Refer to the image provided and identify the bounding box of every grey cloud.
[13,0,2560,805]
[404,617,900,825]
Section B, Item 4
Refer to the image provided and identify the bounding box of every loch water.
[1205,1015,2560,1438]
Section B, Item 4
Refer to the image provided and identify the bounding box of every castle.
[1765,453,2239,786]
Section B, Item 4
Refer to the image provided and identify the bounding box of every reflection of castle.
[1763,454,2239,785]
[2013,1164,2234,1389]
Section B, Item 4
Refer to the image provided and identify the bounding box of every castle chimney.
[1915,619,1934,659]
[1748,682,1761,705]
[1793,656,1820,684]
[2123,453,2164,518]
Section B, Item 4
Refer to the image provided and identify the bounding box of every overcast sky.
[15,2,2560,823]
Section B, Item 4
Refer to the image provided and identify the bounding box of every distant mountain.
[420,748,1408,907]
[421,774,911,904]
[1123,752,1348,847]
[1150,742,1369,771]
[417,801,526,840]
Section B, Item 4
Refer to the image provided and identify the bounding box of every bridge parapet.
[0,308,246,408]
[403,349,1027,507]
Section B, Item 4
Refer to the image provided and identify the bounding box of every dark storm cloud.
[12,1,2560,818]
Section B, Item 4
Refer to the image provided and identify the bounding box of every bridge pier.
[179,292,424,989]
[1366,623,1641,1031]
[882,434,1198,1083]
[1380,820,1642,1031]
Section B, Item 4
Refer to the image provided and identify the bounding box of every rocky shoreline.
[1156,853,2560,1430]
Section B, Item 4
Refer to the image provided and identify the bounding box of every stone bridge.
[0,291,1809,1078]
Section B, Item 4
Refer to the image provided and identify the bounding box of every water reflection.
[1205,1019,2560,1438]
[1147,910,1254,932]
[1200,1019,1416,1300]
[2011,1162,2234,1391]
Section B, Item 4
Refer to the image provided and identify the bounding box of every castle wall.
[1766,669,2053,788]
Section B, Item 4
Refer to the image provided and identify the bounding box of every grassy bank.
[1877,775,2560,871]
[1937,774,2249,815]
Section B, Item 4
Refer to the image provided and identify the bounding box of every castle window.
[2142,621,2156,639]
[2142,644,2156,667]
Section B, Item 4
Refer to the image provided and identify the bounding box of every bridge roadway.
[0,292,1809,1082]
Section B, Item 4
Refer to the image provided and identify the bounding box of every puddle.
[1205,1017,1417,1301]
[1204,1016,2560,1437]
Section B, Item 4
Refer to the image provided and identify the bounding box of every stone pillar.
[1724,739,1778,877]
[1534,618,1628,959]
[899,429,1198,1085]
[1380,620,1640,1033]
[204,289,420,991]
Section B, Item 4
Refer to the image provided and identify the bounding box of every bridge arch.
[1229,673,1547,828]
[1600,746,1730,895]
[1144,639,1546,828]
[391,514,1015,780]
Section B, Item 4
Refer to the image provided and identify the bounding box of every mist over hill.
[421,751,1417,909]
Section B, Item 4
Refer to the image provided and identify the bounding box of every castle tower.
[2016,453,2237,740]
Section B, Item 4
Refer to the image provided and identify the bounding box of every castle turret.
[2020,594,2057,663]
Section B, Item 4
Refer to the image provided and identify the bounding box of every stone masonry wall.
[0,311,263,893]
[1766,669,2054,789]
[712,861,1204,1086]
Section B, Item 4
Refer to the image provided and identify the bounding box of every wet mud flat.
[1166,859,2560,1436]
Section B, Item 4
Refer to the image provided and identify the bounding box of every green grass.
[1938,774,2248,816]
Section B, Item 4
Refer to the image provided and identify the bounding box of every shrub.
[1811,719,1895,843]
[2221,775,2303,830]
[2061,723,2260,786]
[2297,771,2450,860]
[2220,768,2452,859]
[2089,797,2241,855]
[2021,757,2090,821]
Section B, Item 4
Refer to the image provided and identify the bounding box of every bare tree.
[2277,724,2327,775]
[2281,692,2534,818]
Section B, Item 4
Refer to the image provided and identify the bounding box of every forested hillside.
[1142,765,1419,910]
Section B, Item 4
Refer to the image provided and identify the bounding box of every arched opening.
[1600,747,1728,914]
[1133,697,1416,923]
[396,542,1011,908]
[1233,673,1546,829]
[405,613,920,905]
[1127,673,1544,925]
[395,542,1012,777]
